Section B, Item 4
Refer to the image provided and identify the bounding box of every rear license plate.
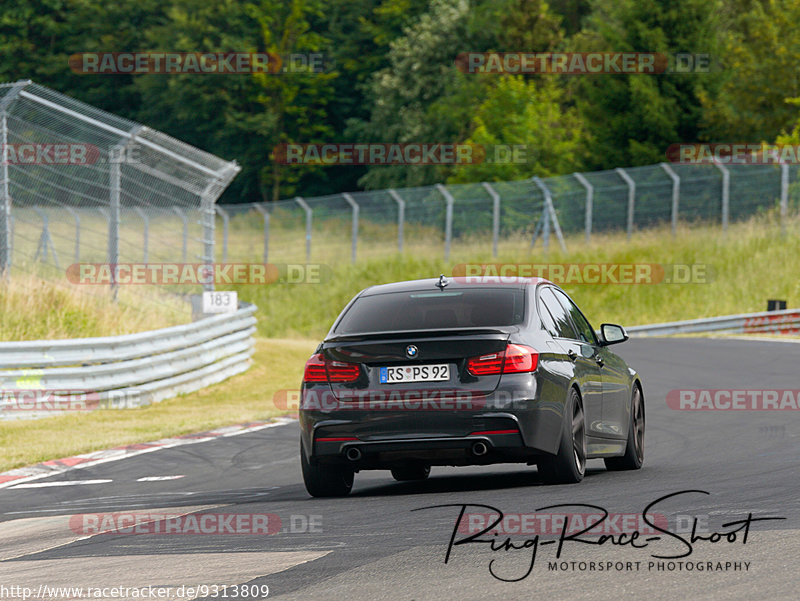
[379,364,450,384]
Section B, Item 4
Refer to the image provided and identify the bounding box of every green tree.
[569,0,723,169]
[700,0,800,143]
[448,75,585,183]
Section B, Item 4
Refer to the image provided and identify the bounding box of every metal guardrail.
[0,303,257,419]
[628,308,800,337]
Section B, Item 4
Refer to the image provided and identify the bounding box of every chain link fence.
[4,80,800,319]
[0,80,239,324]
[216,162,800,265]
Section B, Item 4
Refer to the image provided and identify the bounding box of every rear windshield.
[334,288,526,333]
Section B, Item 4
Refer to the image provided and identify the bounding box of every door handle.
[595,355,604,368]
[567,349,577,362]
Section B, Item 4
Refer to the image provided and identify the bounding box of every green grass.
[2,209,798,471]
[231,214,800,339]
[0,337,315,472]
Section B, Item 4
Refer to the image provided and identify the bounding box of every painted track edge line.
[0,416,297,490]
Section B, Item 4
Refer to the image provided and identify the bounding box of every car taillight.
[327,360,361,382]
[466,344,538,376]
[303,353,361,383]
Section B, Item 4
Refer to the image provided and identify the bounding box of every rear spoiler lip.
[323,326,516,343]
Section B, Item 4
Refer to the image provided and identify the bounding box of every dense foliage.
[1,0,797,202]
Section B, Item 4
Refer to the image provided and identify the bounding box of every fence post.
[109,161,120,299]
[436,184,454,261]
[215,205,229,262]
[172,207,188,262]
[660,163,680,237]
[0,112,9,275]
[482,182,501,258]
[253,204,270,264]
[294,196,312,261]
[0,81,30,276]
[64,207,80,262]
[388,189,405,253]
[712,161,730,233]
[134,207,149,263]
[533,177,567,253]
[200,184,216,292]
[616,167,635,240]
[342,193,359,263]
[32,207,60,268]
[573,172,593,243]
[780,162,789,236]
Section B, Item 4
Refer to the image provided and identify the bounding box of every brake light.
[466,344,538,376]
[327,360,361,382]
[303,353,361,383]
[503,344,539,373]
[303,353,328,382]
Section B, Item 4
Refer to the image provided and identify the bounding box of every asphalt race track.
[1,338,797,601]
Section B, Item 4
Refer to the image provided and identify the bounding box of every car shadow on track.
[350,466,607,497]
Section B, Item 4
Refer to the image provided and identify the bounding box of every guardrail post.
[214,205,229,262]
[342,193,359,263]
[64,207,80,262]
[109,161,120,299]
[660,163,680,237]
[172,207,188,262]
[573,172,593,243]
[533,177,567,253]
[482,182,501,257]
[780,162,789,236]
[616,167,635,240]
[388,189,405,253]
[254,204,270,264]
[436,184,454,261]
[713,161,729,233]
[294,196,312,261]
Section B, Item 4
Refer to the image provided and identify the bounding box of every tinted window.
[552,288,597,344]
[334,288,526,333]
[536,294,559,337]
[539,287,578,339]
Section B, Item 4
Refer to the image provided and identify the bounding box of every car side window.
[539,287,579,339]
[551,288,597,345]
[535,289,559,336]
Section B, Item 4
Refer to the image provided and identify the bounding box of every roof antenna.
[436,274,449,290]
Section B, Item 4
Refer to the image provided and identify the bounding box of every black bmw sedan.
[299,276,644,497]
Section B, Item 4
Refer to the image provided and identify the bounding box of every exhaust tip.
[471,441,488,457]
[345,447,362,461]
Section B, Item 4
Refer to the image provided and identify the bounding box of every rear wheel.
[391,464,431,481]
[301,443,354,497]
[539,388,586,484]
[605,385,644,471]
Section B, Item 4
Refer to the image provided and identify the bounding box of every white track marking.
[8,479,113,489]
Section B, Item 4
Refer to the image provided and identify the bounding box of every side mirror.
[600,323,628,345]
